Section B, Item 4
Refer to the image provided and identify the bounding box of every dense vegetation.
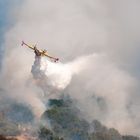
[0,97,139,140]
[40,98,140,140]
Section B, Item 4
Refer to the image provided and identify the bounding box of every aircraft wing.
[42,52,59,62]
[22,41,59,62]
[21,41,35,50]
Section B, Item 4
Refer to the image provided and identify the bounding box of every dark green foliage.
[6,103,34,123]
[91,120,108,133]
[89,130,122,140]
[0,102,33,136]
[48,99,65,107]
[42,98,89,140]
[89,122,122,140]
[41,98,139,140]
[38,127,64,140]
[122,135,140,140]
[38,127,53,140]
[0,119,20,136]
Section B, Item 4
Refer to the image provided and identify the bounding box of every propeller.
[21,41,25,46]
[54,58,59,62]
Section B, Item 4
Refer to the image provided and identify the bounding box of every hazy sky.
[0,0,140,136]
[1,0,140,74]
[0,0,9,68]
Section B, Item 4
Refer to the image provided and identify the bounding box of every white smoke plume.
[30,53,137,135]
[1,0,140,136]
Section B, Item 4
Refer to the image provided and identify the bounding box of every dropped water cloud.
[31,54,96,97]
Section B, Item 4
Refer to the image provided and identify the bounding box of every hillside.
[0,95,139,140]
[40,98,139,140]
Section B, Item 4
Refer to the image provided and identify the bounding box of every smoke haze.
[0,0,140,136]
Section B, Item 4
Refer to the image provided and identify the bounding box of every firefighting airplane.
[21,41,59,62]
